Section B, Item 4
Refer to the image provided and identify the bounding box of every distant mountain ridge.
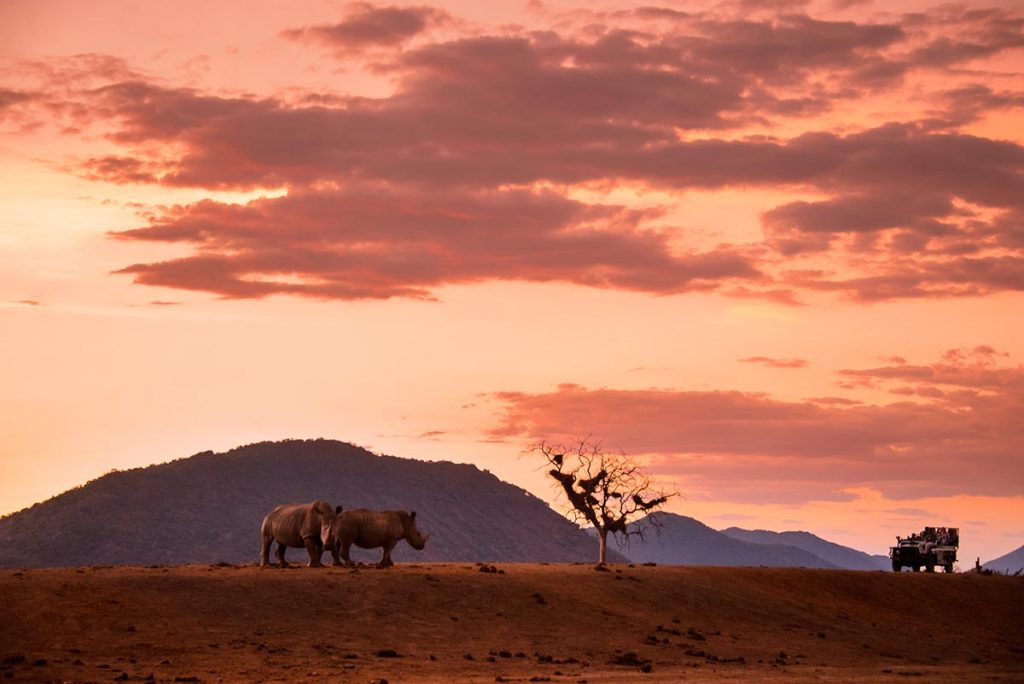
[983,545,1024,574]
[0,439,619,567]
[614,513,840,568]
[721,527,890,571]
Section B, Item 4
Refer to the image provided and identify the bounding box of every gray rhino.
[337,509,431,568]
[259,500,344,568]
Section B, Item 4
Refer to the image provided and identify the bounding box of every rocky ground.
[3,563,1022,682]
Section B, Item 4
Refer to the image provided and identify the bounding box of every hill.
[0,439,620,567]
[984,544,1024,574]
[721,527,890,571]
[3,564,1022,682]
[615,513,838,568]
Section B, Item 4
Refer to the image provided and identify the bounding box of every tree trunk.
[598,529,608,565]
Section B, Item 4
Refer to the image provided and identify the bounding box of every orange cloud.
[489,351,1024,503]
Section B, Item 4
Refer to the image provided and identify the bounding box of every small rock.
[376,649,400,658]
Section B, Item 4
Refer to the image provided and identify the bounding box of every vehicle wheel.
[926,564,935,573]
[892,560,901,572]
[912,565,920,572]
[945,563,954,573]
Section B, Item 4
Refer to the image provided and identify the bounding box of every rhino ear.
[335,505,344,514]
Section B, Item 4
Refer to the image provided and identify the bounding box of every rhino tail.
[259,514,278,566]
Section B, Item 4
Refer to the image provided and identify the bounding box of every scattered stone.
[114,673,129,681]
[532,592,547,605]
[33,659,47,667]
[609,652,648,668]
[429,654,437,661]
[376,649,400,658]
[640,663,652,673]
[642,562,657,566]
[498,651,512,658]
[464,654,475,661]
[2,656,25,665]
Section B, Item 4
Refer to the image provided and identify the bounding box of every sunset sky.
[2,0,1022,565]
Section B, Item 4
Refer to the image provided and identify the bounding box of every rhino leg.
[304,538,323,567]
[328,542,343,567]
[275,542,289,568]
[340,541,355,567]
[378,540,397,568]
[260,535,271,567]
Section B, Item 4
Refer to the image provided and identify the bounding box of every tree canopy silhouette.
[528,438,675,565]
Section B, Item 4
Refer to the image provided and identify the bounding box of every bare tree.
[528,438,675,565]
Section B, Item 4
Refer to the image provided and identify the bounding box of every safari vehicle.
[890,527,958,573]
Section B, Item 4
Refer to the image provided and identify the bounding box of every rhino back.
[266,502,318,547]
[341,509,405,548]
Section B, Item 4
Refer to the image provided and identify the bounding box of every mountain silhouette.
[0,439,620,567]
[613,513,839,568]
[721,527,890,570]
[983,544,1024,574]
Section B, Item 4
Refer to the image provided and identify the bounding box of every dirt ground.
[2,563,1022,682]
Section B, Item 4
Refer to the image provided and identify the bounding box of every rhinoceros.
[259,500,344,568]
[337,509,431,568]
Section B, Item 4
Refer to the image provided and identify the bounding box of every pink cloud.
[111,186,762,300]
[489,351,1024,502]
[11,3,1022,303]
[284,3,449,52]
